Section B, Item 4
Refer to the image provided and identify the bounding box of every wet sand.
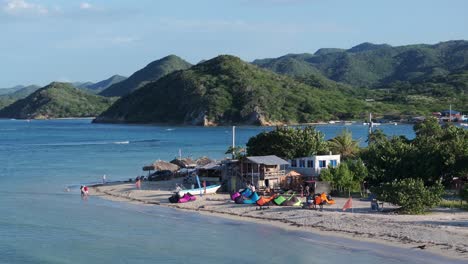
[90,180,468,261]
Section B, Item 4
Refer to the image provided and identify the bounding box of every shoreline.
[90,181,468,261]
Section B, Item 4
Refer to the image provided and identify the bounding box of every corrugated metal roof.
[441,110,460,114]
[198,162,222,170]
[246,155,289,165]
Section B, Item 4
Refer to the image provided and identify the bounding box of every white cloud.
[2,0,48,15]
[79,2,92,10]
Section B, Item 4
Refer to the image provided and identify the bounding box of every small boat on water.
[177,184,221,196]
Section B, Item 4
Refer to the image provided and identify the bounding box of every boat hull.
[177,185,221,196]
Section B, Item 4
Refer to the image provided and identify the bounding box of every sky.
[0,0,467,87]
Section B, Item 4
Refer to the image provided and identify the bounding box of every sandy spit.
[90,180,468,261]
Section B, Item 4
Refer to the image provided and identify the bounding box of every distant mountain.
[99,55,192,97]
[0,85,25,95]
[0,85,41,109]
[0,82,115,119]
[74,75,127,94]
[253,40,468,87]
[94,55,371,125]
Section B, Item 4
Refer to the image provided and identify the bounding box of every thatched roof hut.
[143,160,179,172]
[170,158,196,168]
[195,156,213,167]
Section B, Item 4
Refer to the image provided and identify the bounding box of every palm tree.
[328,129,360,160]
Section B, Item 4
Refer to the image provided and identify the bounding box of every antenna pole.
[449,104,452,123]
[232,126,236,159]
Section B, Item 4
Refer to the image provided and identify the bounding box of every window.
[330,160,337,167]
[291,160,297,167]
[299,160,305,168]
[307,160,314,168]
[319,160,326,168]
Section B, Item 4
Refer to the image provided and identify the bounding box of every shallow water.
[2,119,461,264]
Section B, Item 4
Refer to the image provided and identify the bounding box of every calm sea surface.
[0,119,461,263]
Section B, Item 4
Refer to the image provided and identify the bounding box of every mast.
[232,126,236,159]
[449,104,452,123]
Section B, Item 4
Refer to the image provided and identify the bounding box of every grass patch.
[439,199,468,210]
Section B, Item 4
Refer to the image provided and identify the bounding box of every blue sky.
[1,0,467,87]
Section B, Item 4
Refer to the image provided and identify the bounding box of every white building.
[288,154,341,179]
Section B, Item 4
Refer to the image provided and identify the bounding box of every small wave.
[165,128,175,131]
[30,140,131,146]
[131,139,160,143]
[113,141,129,144]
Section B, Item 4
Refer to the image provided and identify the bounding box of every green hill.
[74,75,127,94]
[99,55,192,97]
[253,40,468,87]
[374,69,468,113]
[94,55,378,125]
[0,85,41,109]
[0,82,115,119]
[0,85,26,95]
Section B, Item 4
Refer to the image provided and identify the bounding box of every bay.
[2,119,460,264]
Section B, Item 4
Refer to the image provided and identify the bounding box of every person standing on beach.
[135,177,141,189]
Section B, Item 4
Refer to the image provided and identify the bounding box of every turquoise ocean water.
[0,119,461,263]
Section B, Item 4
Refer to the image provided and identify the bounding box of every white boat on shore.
[177,184,221,196]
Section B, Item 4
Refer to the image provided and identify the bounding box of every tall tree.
[246,126,328,159]
[328,129,360,160]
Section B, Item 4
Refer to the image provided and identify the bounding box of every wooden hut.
[240,155,288,190]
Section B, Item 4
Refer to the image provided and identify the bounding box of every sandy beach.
[90,180,468,261]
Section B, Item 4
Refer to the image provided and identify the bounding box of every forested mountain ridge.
[0,82,116,119]
[99,55,192,97]
[94,55,378,125]
[253,40,468,88]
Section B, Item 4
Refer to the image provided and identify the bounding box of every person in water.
[80,185,84,196]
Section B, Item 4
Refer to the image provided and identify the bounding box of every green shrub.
[371,178,444,214]
[460,184,468,204]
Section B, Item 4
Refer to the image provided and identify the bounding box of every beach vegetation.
[327,129,360,160]
[371,178,444,214]
[361,118,468,187]
[246,126,328,159]
[439,199,468,210]
[320,159,367,196]
[361,118,468,213]
[460,185,468,205]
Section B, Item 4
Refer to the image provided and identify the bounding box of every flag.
[342,197,353,211]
